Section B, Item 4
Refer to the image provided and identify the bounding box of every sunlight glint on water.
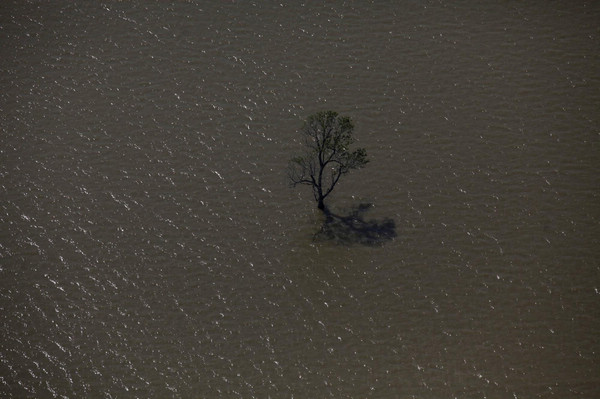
[1,1,599,397]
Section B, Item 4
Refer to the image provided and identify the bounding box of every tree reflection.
[315,203,396,246]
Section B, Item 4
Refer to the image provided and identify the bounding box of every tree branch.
[289,110,368,210]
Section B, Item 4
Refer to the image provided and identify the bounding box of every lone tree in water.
[288,111,368,210]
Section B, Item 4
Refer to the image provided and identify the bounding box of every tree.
[288,110,368,211]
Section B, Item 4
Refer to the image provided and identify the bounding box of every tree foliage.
[288,110,368,210]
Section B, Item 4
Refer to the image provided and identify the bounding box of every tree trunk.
[317,197,325,210]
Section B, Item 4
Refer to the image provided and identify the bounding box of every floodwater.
[1,1,599,397]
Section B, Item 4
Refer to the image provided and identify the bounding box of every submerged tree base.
[314,203,396,246]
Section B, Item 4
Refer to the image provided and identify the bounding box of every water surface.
[1,1,599,397]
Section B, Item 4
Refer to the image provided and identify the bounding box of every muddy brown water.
[1,2,599,397]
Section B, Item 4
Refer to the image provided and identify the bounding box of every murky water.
[1,1,599,397]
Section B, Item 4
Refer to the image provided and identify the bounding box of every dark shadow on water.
[315,203,396,246]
